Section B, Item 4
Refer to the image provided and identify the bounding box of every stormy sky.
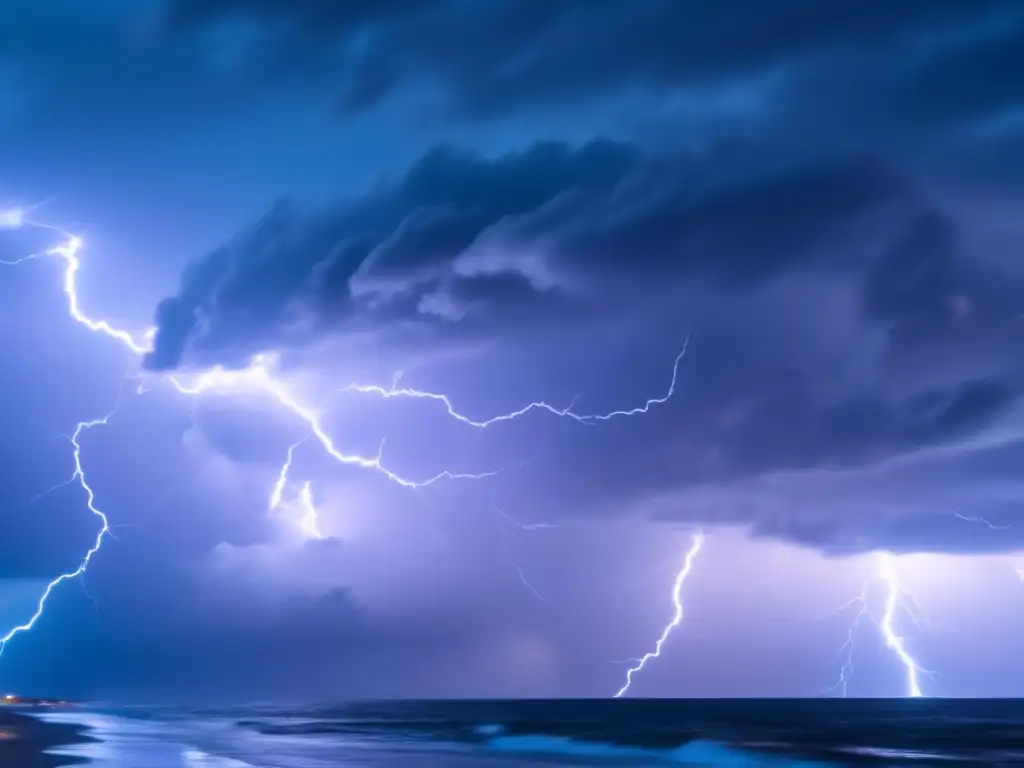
[1,0,1023,700]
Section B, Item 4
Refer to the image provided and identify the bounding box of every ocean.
[31,698,1024,766]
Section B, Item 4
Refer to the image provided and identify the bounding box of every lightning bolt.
[268,439,322,538]
[269,439,305,512]
[492,502,557,532]
[1,208,687,659]
[168,361,499,489]
[827,552,931,698]
[950,513,1023,585]
[513,564,554,604]
[336,336,688,427]
[296,482,323,540]
[613,530,703,698]
[825,586,872,699]
[876,552,929,698]
[0,412,115,654]
[1,220,499,490]
[491,503,557,603]
[2,226,153,354]
[951,511,1011,530]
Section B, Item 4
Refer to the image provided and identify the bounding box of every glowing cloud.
[0,207,686,659]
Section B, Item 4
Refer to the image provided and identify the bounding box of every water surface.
[37,698,1024,766]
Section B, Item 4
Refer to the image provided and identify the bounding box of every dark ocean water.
[36,698,1024,766]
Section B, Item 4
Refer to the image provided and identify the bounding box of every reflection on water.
[41,711,525,768]
[36,698,1024,767]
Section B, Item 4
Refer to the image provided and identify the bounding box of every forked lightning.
[828,552,932,698]
[0,208,685,657]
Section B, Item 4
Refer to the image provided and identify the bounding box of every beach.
[0,710,93,767]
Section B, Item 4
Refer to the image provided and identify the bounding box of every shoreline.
[0,709,96,767]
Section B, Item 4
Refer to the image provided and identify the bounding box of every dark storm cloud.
[5,0,1017,566]
[144,139,637,368]
[725,375,1019,475]
[751,498,1023,556]
[865,211,960,325]
[3,0,1020,150]
[165,0,434,36]
[144,141,907,370]
[162,0,1024,129]
[887,20,1024,125]
[0,0,344,135]
[864,209,1024,385]
[140,125,1024,556]
[472,154,905,285]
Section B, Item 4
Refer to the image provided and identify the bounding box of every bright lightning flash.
[0,207,686,658]
[876,553,929,698]
[269,439,304,512]
[829,552,932,698]
[0,413,114,654]
[613,531,704,698]
[296,482,323,540]
[268,439,322,539]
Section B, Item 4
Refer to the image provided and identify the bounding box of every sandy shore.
[0,710,95,767]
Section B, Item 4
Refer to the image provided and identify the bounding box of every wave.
[88,706,156,720]
[234,715,476,743]
[231,712,831,762]
[477,725,829,766]
[235,719,360,736]
[182,748,260,768]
